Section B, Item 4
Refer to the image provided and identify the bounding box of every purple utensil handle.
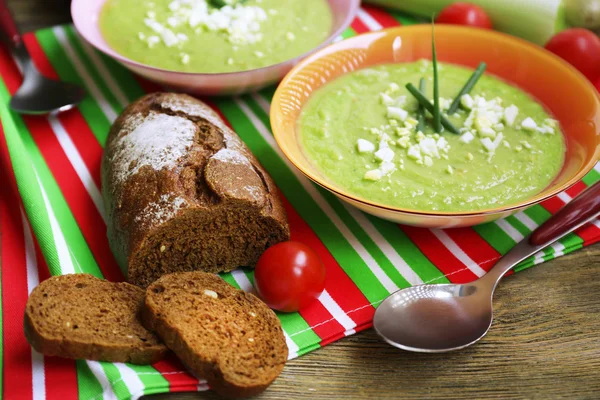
[531,182,600,246]
[0,0,21,48]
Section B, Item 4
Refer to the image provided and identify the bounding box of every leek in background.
[364,0,567,45]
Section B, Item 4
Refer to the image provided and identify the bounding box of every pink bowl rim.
[70,0,361,77]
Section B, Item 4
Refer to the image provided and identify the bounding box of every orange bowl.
[270,25,600,228]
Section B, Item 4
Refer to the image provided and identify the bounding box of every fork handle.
[0,0,21,48]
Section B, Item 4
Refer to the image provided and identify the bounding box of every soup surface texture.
[298,61,565,212]
[100,0,333,73]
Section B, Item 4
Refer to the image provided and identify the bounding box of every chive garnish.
[209,0,227,7]
[431,20,442,133]
[209,0,248,8]
[447,62,487,115]
[406,83,460,135]
[417,78,426,132]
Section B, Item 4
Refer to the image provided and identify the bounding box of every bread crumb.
[203,289,218,299]
[160,245,166,252]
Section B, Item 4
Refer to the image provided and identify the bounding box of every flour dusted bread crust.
[102,93,289,287]
[24,274,168,364]
[141,272,288,399]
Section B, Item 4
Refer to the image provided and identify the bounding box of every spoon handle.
[481,181,600,287]
[0,0,20,47]
[530,182,600,245]
[0,0,32,72]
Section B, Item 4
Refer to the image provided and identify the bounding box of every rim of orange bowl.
[271,25,600,218]
[71,0,361,77]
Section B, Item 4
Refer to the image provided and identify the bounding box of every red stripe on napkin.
[401,226,480,283]
[153,357,201,392]
[362,5,402,28]
[23,34,103,187]
[44,357,79,400]
[350,18,370,34]
[0,125,34,400]
[445,227,501,272]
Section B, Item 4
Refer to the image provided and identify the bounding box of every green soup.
[99,0,333,73]
[298,61,566,212]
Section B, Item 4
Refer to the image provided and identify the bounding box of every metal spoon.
[374,181,600,352]
[0,0,85,114]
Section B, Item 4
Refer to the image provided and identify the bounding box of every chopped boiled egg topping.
[139,0,270,65]
[459,95,556,154]
[355,75,558,182]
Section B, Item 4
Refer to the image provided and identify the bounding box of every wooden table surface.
[6,1,600,398]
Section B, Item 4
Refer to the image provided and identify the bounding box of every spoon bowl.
[1,0,85,114]
[374,283,492,352]
[9,68,86,114]
[373,181,600,352]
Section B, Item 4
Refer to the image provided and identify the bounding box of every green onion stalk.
[447,62,486,115]
[406,83,460,134]
[416,78,426,132]
[431,20,442,133]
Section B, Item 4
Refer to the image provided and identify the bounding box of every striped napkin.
[1,5,599,399]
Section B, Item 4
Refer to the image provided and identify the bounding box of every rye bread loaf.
[101,93,290,287]
[141,272,288,399]
[24,274,168,364]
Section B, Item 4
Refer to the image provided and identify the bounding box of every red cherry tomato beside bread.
[254,241,326,313]
[435,3,493,29]
[545,28,600,82]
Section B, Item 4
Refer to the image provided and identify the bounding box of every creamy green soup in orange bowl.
[271,26,600,228]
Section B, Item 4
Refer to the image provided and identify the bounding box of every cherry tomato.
[254,241,326,313]
[435,3,493,29]
[545,28,600,82]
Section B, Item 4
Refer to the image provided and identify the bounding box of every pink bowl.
[71,0,359,96]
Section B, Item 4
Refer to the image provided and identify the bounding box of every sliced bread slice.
[141,271,288,399]
[24,274,168,364]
